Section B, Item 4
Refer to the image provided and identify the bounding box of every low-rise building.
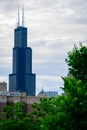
[0,82,7,91]
[0,92,40,113]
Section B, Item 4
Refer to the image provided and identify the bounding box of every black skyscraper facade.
[9,25,36,96]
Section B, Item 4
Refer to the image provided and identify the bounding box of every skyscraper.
[9,7,36,96]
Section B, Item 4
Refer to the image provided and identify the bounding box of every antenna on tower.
[17,5,20,26]
[22,4,24,26]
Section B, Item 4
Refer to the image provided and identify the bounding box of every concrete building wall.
[0,94,40,113]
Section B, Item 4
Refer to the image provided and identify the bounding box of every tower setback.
[9,24,36,96]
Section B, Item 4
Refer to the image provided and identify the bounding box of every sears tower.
[9,6,36,96]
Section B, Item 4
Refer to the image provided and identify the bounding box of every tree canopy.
[65,44,87,83]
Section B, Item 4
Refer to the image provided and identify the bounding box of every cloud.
[0,0,87,94]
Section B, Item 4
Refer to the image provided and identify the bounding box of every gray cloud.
[0,0,87,94]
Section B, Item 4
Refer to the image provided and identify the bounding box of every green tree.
[30,44,87,130]
[0,102,30,130]
[62,77,87,130]
[2,102,25,120]
[29,97,56,130]
[66,44,87,83]
[0,101,42,130]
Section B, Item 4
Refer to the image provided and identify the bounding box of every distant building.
[45,91,58,97]
[0,82,7,91]
[9,7,36,96]
[37,88,48,97]
[37,88,58,98]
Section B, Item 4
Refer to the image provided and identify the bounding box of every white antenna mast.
[17,5,20,26]
[22,4,24,26]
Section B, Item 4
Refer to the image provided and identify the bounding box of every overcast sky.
[0,0,87,95]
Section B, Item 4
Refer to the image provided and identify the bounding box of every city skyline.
[0,0,87,94]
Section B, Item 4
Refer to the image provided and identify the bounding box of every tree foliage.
[29,76,87,130]
[65,44,87,82]
[0,102,31,130]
